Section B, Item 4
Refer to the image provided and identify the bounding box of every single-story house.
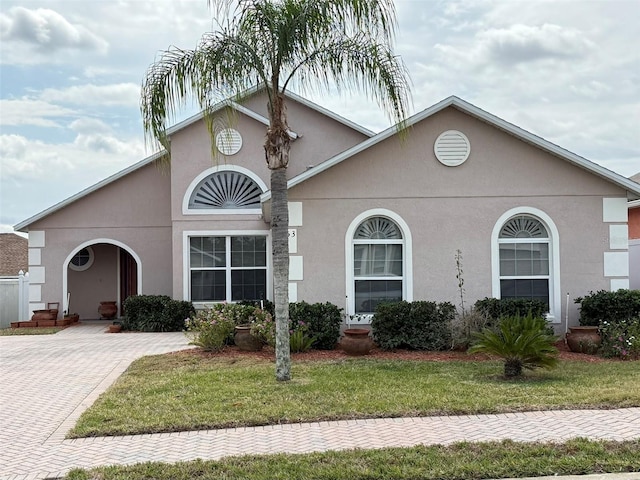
[15,88,640,330]
[629,172,640,290]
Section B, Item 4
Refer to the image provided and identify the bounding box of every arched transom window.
[352,216,404,314]
[498,215,550,307]
[188,171,263,210]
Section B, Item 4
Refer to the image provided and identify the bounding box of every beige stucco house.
[15,89,640,330]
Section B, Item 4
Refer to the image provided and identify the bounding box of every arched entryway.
[62,239,142,320]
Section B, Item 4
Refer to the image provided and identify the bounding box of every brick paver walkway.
[1,322,639,480]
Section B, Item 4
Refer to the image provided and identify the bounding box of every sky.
[1,0,639,234]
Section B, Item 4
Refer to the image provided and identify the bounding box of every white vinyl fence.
[0,271,29,328]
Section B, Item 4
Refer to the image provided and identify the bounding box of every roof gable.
[262,96,640,201]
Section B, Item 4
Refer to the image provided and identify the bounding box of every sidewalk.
[1,322,639,480]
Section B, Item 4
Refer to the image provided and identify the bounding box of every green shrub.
[599,317,640,360]
[185,308,236,352]
[289,301,342,350]
[474,298,548,324]
[289,329,315,352]
[371,301,455,351]
[238,299,275,317]
[122,295,195,332]
[575,290,640,326]
[469,313,559,378]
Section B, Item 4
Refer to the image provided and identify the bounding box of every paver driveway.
[1,321,639,480]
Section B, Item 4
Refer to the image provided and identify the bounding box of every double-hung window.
[498,216,550,307]
[190,235,267,302]
[353,217,403,313]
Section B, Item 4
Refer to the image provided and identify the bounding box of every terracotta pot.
[99,301,118,319]
[108,324,122,333]
[234,325,263,351]
[566,326,601,354]
[340,328,374,356]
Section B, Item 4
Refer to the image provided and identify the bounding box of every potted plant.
[568,296,602,354]
[340,314,374,356]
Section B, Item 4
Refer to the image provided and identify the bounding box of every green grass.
[69,353,640,438]
[65,438,640,479]
[0,327,63,336]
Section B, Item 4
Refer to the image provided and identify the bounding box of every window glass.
[190,235,267,302]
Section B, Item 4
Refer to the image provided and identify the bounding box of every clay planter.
[108,323,122,333]
[566,326,601,354]
[99,301,118,320]
[19,321,38,328]
[56,319,71,327]
[10,322,20,329]
[234,325,263,351]
[340,328,374,356]
[66,313,80,323]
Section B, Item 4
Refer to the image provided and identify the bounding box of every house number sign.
[288,229,297,253]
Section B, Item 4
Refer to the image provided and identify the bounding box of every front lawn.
[0,327,63,336]
[65,438,640,480]
[69,352,640,438]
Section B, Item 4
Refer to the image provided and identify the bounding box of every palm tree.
[468,314,559,378]
[141,0,411,381]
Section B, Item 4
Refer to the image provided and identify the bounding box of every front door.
[119,249,137,315]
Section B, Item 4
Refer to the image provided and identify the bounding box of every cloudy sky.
[1,0,639,233]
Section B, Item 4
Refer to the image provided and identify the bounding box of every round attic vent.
[434,130,470,167]
[215,128,242,155]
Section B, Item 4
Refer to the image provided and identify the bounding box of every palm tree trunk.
[504,359,523,378]
[271,166,291,381]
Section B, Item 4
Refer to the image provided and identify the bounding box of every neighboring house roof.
[630,173,640,209]
[262,95,640,201]
[0,233,28,276]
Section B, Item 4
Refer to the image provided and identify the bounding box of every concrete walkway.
[1,322,639,480]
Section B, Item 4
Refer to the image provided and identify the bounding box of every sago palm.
[468,313,559,378]
[141,0,411,381]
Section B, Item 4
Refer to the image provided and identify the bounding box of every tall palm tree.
[141,0,411,381]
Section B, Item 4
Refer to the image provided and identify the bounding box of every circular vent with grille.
[434,130,470,167]
[215,128,243,155]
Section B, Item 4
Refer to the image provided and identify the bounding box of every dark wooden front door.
[119,249,137,315]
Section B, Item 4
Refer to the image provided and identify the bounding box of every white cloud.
[39,83,140,107]
[68,118,113,135]
[0,7,108,64]
[0,99,76,127]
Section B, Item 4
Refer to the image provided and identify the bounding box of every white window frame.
[182,165,268,215]
[345,209,413,324]
[491,207,561,323]
[183,230,271,305]
[68,246,95,272]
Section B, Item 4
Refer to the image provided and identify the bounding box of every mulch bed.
[175,340,611,363]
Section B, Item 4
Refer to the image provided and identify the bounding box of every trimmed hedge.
[371,301,455,351]
[474,298,547,323]
[289,301,342,350]
[575,289,640,326]
[122,295,195,332]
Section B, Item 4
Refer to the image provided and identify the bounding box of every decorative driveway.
[1,322,639,480]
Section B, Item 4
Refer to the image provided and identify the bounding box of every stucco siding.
[287,106,623,328]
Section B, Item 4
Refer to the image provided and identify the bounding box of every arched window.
[498,216,550,305]
[188,171,262,209]
[182,165,268,215]
[492,208,560,321]
[346,211,412,319]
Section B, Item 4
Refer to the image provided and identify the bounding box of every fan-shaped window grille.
[499,216,548,238]
[189,171,263,210]
[434,130,470,167]
[354,217,402,240]
[215,129,242,155]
